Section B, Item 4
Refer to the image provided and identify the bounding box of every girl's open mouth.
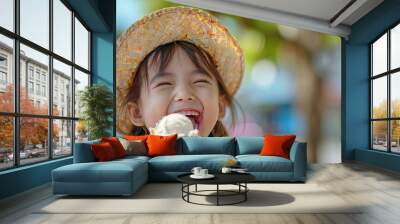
[174,110,201,129]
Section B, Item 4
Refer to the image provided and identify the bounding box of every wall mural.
[116,0,341,163]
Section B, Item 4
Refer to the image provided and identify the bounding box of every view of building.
[0,40,81,166]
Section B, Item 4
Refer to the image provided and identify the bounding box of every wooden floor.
[1,162,400,224]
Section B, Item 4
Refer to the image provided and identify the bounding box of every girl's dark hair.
[124,41,240,136]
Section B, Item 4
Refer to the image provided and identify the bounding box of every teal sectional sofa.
[52,137,307,196]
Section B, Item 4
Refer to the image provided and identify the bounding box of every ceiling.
[167,0,384,38]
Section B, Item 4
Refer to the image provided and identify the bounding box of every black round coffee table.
[177,172,255,206]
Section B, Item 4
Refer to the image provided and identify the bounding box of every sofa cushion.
[114,155,150,164]
[147,134,177,157]
[236,137,263,155]
[119,138,147,156]
[91,142,118,161]
[236,155,293,172]
[124,135,148,141]
[178,137,236,155]
[148,154,235,172]
[260,134,296,159]
[52,158,147,183]
[101,137,127,158]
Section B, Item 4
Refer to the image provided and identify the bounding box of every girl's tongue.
[186,115,199,130]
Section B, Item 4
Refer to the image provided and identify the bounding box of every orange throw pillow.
[101,137,126,158]
[91,142,117,161]
[260,134,296,159]
[146,134,177,157]
[124,135,148,141]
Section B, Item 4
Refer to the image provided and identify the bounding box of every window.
[53,119,72,158]
[0,71,6,85]
[41,73,46,83]
[28,67,34,80]
[28,81,34,94]
[42,85,46,97]
[74,69,89,118]
[53,0,72,60]
[53,59,72,117]
[75,17,90,70]
[371,23,400,154]
[0,0,91,170]
[0,0,14,32]
[20,0,49,49]
[35,70,41,81]
[0,54,7,67]
[0,35,13,113]
[54,89,58,101]
[36,83,40,95]
[0,54,7,86]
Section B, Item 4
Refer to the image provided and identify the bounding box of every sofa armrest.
[289,141,307,181]
[73,140,100,163]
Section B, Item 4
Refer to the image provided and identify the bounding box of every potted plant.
[79,84,113,140]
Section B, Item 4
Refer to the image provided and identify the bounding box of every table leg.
[217,184,219,206]
[245,183,247,201]
[195,184,197,192]
[187,184,190,202]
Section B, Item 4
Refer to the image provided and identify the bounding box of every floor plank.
[1,162,400,224]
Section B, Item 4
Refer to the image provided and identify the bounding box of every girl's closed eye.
[194,79,209,84]
[153,81,173,89]
[193,79,212,85]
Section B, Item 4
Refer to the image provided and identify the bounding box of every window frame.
[0,0,92,171]
[370,20,400,154]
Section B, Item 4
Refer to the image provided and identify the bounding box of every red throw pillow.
[101,137,126,158]
[146,134,177,157]
[124,135,148,141]
[91,142,117,161]
[260,134,296,159]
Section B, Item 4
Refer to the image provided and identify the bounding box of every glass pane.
[372,121,387,151]
[0,116,13,170]
[74,17,89,70]
[20,44,49,115]
[53,119,72,157]
[53,59,72,117]
[0,0,14,31]
[53,0,72,60]
[75,120,88,143]
[0,34,14,112]
[20,0,49,49]
[392,24,400,70]
[372,77,387,119]
[74,69,89,118]
[372,33,387,76]
[20,117,49,165]
[391,120,400,153]
[391,72,400,118]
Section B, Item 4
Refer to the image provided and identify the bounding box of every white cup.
[221,167,232,174]
[191,167,202,176]
[200,169,208,176]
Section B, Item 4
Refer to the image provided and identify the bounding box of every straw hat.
[117,6,244,134]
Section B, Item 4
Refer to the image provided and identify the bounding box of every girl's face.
[127,46,226,137]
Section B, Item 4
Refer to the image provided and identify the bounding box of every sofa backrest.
[177,137,236,155]
[73,139,100,163]
[235,137,264,155]
[74,137,300,161]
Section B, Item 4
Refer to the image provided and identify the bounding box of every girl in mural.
[116,7,244,137]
